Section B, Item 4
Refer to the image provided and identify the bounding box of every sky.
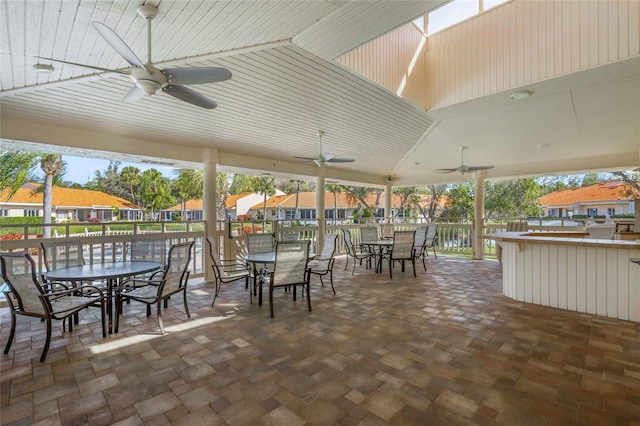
[35,155,178,184]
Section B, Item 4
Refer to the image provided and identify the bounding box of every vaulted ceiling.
[1,0,639,187]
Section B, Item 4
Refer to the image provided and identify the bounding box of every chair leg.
[318,275,325,287]
[40,317,52,362]
[3,312,16,354]
[306,281,312,312]
[183,291,190,318]
[100,300,107,338]
[115,294,121,333]
[157,301,165,334]
[344,255,349,271]
[269,283,275,318]
[412,258,416,277]
[433,246,437,259]
[389,258,393,279]
[329,271,335,294]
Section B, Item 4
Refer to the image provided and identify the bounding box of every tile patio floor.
[1,255,640,425]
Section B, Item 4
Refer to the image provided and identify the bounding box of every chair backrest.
[342,229,356,255]
[206,236,222,276]
[130,236,167,264]
[361,226,379,242]
[381,224,395,239]
[160,241,194,295]
[414,226,428,248]
[272,240,310,285]
[391,230,415,260]
[506,221,528,232]
[0,252,46,316]
[279,232,298,241]
[247,233,275,254]
[319,233,338,259]
[425,225,438,247]
[41,240,85,272]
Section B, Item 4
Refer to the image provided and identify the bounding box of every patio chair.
[424,225,438,258]
[246,233,275,293]
[342,229,375,274]
[308,233,339,294]
[413,226,429,271]
[260,240,311,318]
[387,230,417,278]
[41,239,87,284]
[129,235,167,275]
[115,241,194,334]
[380,223,395,239]
[279,232,298,241]
[496,221,528,263]
[206,236,251,305]
[360,226,379,244]
[1,252,106,362]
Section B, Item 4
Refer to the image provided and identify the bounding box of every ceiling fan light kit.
[33,63,54,73]
[34,5,231,109]
[509,90,530,100]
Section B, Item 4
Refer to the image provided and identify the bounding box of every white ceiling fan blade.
[163,85,217,109]
[322,153,335,161]
[435,168,458,174]
[293,156,317,161]
[91,21,147,69]
[467,165,495,171]
[162,67,232,85]
[34,56,130,74]
[122,85,144,102]
[327,157,355,163]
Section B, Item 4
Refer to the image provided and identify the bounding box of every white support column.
[203,148,218,281]
[384,178,392,223]
[316,167,326,254]
[473,171,486,260]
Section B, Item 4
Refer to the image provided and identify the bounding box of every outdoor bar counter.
[488,231,640,322]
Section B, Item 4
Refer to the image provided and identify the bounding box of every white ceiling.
[1,0,639,187]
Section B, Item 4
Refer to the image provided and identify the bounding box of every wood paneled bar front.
[488,232,640,322]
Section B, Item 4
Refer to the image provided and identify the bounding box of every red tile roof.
[1,184,141,209]
[539,181,637,206]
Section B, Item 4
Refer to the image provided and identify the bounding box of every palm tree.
[254,177,276,221]
[173,169,204,219]
[0,150,65,237]
[40,155,65,237]
[326,183,343,223]
[120,166,141,204]
[140,168,173,219]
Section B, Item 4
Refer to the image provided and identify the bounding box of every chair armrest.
[41,285,104,301]
[117,278,162,291]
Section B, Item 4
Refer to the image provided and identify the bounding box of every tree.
[120,166,141,204]
[40,155,65,237]
[0,150,39,197]
[139,168,174,219]
[0,150,65,237]
[253,177,276,221]
[172,169,204,219]
[216,172,229,221]
[581,173,603,187]
[340,185,380,217]
[409,184,448,221]
[393,186,420,219]
[86,161,128,199]
[229,174,257,194]
[441,183,474,222]
[326,183,343,222]
[611,171,640,199]
[484,178,543,219]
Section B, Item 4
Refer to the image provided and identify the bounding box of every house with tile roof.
[539,181,638,218]
[161,191,285,221]
[249,191,446,222]
[0,183,143,222]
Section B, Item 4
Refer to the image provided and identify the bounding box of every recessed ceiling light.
[538,143,549,149]
[509,91,530,100]
[33,63,54,73]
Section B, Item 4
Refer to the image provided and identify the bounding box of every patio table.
[46,261,161,334]
[361,240,393,273]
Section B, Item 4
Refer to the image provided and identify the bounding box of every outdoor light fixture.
[33,63,54,73]
[509,91,530,100]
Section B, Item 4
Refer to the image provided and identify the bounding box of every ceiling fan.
[35,5,231,109]
[436,146,495,175]
[294,131,355,167]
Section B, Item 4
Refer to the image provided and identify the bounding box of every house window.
[284,209,295,219]
[299,209,316,219]
[586,208,598,217]
[0,209,8,217]
[24,209,39,217]
[607,208,616,216]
